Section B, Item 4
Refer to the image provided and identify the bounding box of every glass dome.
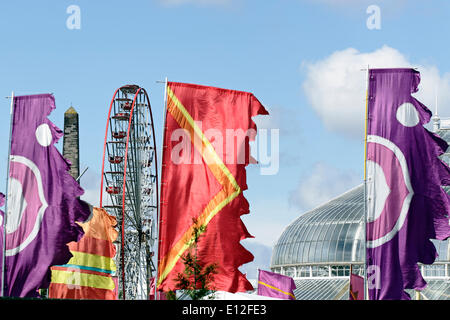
[269,126,450,300]
[271,184,365,267]
[271,183,449,268]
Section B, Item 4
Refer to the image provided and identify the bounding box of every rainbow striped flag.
[49,207,118,299]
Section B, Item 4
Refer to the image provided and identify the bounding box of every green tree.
[167,218,218,300]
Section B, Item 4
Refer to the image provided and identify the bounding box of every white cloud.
[302,45,450,138]
[289,162,360,212]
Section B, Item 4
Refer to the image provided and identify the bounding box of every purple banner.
[0,94,91,297]
[257,269,296,300]
[0,193,4,270]
[366,69,450,300]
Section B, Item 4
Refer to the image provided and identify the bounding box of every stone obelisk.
[63,106,80,180]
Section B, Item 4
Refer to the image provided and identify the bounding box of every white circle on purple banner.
[6,155,48,256]
[366,135,414,249]
[366,159,391,223]
[6,177,27,234]
[35,123,52,147]
[396,102,419,127]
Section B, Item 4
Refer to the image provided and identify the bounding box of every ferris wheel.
[100,85,158,300]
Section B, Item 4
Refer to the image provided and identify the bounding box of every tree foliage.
[167,218,218,300]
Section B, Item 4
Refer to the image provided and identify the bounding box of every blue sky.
[1,0,450,275]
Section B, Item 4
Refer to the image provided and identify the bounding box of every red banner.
[349,273,364,300]
[157,82,268,292]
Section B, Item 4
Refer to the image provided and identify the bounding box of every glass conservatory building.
[271,127,450,300]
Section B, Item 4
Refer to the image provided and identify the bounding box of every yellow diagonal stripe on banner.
[258,281,296,299]
[166,85,240,191]
[158,85,242,287]
[51,270,115,291]
[69,251,116,273]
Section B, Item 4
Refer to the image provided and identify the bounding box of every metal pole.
[363,66,370,300]
[415,290,421,300]
[154,77,168,300]
[75,166,89,182]
[2,91,14,297]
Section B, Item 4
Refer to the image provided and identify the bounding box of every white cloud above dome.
[301,45,450,139]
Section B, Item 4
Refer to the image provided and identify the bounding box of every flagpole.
[257,268,260,295]
[363,66,370,301]
[154,77,168,300]
[349,264,353,300]
[1,91,14,297]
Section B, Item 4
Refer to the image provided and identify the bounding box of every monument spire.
[63,105,80,179]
